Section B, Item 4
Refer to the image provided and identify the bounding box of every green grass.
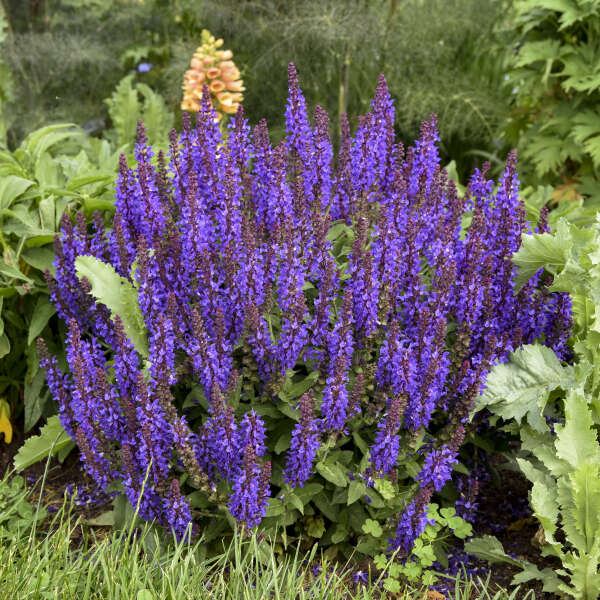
[0,467,535,600]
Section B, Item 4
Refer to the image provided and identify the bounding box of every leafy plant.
[0,472,46,540]
[0,123,119,437]
[499,0,600,205]
[35,65,568,566]
[374,503,472,591]
[105,74,174,149]
[473,216,600,599]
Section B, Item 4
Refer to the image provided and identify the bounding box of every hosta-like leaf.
[75,255,148,357]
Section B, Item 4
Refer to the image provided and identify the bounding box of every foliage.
[499,0,600,205]
[0,492,528,600]
[474,217,600,599]
[13,415,75,472]
[3,0,507,178]
[36,65,569,566]
[105,74,174,150]
[374,503,472,590]
[0,123,119,435]
[0,5,14,146]
[0,473,46,540]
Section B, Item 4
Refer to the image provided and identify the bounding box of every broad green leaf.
[513,225,572,291]
[137,83,174,146]
[331,523,349,544]
[0,260,33,284]
[307,516,325,538]
[286,492,304,515]
[21,247,55,275]
[265,498,285,517]
[13,416,72,471]
[28,295,56,345]
[347,480,366,505]
[558,546,600,600]
[293,483,322,504]
[476,344,576,431]
[75,255,148,357]
[0,176,35,210]
[316,461,348,487]
[464,535,525,567]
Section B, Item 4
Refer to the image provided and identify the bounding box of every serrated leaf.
[14,416,72,471]
[75,255,148,357]
[374,477,395,500]
[476,344,576,432]
[105,75,140,148]
[555,390,600,469]
[513,226,572,291]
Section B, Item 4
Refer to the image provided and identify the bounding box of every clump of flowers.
[40,64,570,552]
[181,29,244,119]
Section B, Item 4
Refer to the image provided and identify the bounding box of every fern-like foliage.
[500,0,600,201]
[474,217,600,599]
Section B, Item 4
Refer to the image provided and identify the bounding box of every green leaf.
[331,523,349,544]
[511,563,561,594]
[513,226,572,291]
[0,175,35,210]
[374,477,395,500]
[307,516,325,538]
[362,518,382,538]
[265,498,285,517]
[294,483,323,504]
[0,260,33,284]
[316,461,348,488]
[28,295,56,345]
[0,333,10,359]
[105,75,141,148]
[75,256,148,357]
[347,480,367,505]
[13,416,72,471]
[286,492,304,515]
[24,367,46,432]
[555,390,600,469]
[21,247,56,275]
[476,344,576,432]
[464,535,525,567]
[84,511,115,527]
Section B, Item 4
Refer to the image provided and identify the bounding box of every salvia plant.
[36,64,570,560]
[472,217,600,599]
